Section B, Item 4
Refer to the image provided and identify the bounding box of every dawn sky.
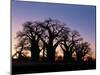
[12,0,96,57]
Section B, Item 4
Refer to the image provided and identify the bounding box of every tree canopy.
[12,18,94,64]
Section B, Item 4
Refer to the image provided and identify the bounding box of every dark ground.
[12,62,96,74]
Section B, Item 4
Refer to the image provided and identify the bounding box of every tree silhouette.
[38,18,65,63]
[60,29,83,63]
[12,37,30,63]
[12,18,93,65]
[15,21,45,62]
[75,42,91,64]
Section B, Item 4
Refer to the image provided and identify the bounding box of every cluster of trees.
[12,18,95,64]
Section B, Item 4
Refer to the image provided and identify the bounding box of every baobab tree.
[13,18,92,64]
[75,42,91,64]
[16,21,45,62]
[60,29,83,63]
[12,37,30,62]
[38,18,65,63]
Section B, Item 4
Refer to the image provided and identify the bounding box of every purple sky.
[12,0,96,53]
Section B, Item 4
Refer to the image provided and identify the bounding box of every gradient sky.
[12,0,96,57]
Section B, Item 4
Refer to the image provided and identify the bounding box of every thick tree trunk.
[63,51,73,64]
[76,48,88,64]
[46,37,55,63]
[76,52,83,64]
[47,46,55,63]
[31,41,40,63]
